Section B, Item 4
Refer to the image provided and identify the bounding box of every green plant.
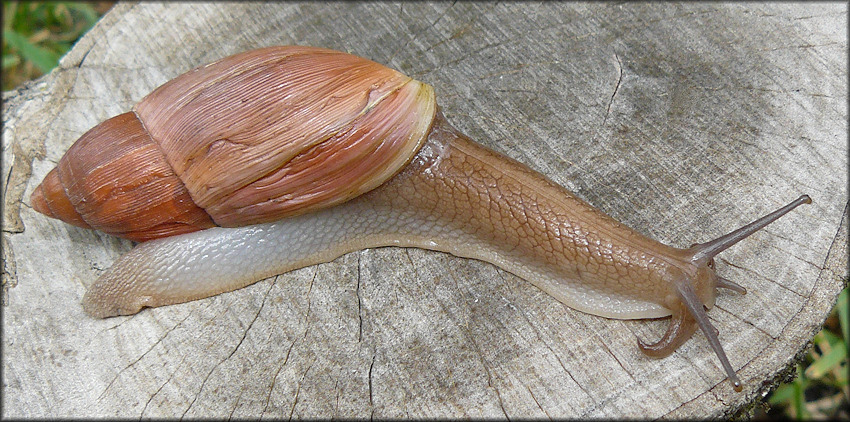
[2,1,108,90]
[760,285,849,419]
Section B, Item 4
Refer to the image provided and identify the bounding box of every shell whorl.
[30,112,217,241]
[31,46,437,241]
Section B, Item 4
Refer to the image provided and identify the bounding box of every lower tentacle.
[716,277,747,294]
[637,307,699,358]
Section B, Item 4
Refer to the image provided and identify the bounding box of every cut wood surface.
[2,2,847,419]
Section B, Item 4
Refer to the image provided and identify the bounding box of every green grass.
[759,285,849,419]
[2,1,107,90]
[3,2,848,419]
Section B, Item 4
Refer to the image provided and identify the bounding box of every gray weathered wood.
[2,2,847,418]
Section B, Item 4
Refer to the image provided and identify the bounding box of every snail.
[30,46,810,392]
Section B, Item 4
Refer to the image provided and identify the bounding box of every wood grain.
[2,2,846,418]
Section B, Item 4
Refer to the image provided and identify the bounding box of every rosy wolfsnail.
[30,46,811,392]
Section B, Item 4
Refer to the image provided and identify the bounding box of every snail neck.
[356,113,681,319]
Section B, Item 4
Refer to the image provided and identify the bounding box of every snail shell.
[31,46,436,241]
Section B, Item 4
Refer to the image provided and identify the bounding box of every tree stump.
[2,2,846,418]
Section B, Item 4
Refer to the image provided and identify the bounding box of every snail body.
[31,46,810,392]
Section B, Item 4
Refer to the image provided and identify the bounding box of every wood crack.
[139,354,187,417]
[525,383,553,420]
[286,358,315,421]
[262,337,299,417]
[718,257,808,298]
[462,324,509,419]
[388,0,457,64]
[180,279,275,417]
[96,310,194,401]
[497,272,594,403]
[357,254,364,342]
[261,272,316,417]
[303,268,317,340]
[714,303,774,339]
[227,278,279,418]
[368,352,376,420]
[603,51,624,126]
